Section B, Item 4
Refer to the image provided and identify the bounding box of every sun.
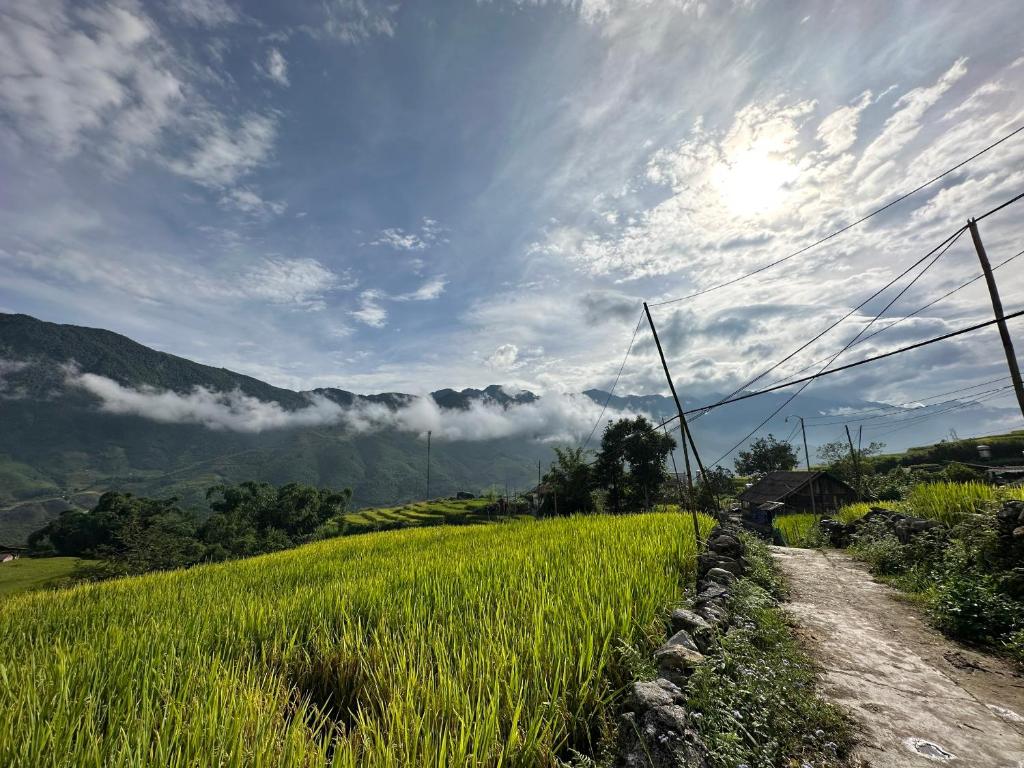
[711,147,799,218]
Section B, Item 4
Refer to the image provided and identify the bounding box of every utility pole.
[426,430,432,500]
[788,415,817,517]
[845,425,862,499]
[968,218,1024,420]
[643,302,708,544]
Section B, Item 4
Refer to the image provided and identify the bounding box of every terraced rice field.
[0,511,714,767]
[340,497,512,534]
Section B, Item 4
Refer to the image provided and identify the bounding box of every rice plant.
[836,502,875,524]
[904,481,1024,526]
[773,514,821,547]
[0,511,714,767]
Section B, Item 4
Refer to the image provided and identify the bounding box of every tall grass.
[835,502,874,524]
[834,482,1024,527]
[773,514,821,547]
[0,512,714,767]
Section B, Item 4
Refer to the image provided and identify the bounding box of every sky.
[2,0,1024,448]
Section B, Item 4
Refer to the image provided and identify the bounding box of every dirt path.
[772,546,1024,768]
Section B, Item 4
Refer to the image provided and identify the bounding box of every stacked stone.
[616,525,747,768]
[819,507,938,548]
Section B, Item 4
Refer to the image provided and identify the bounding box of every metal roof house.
[738,470,856,522]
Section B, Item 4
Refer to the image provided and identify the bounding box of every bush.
[686,577,853,767]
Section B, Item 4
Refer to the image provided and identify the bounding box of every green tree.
[542,446,594,516]
[593,416,676,513]
[734,434,799,476]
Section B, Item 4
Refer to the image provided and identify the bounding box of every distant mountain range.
[0,312,1016,543]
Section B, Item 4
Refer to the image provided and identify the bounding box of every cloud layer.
[68,371,639,442]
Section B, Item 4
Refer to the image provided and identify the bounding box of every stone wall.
[615,524,748,768]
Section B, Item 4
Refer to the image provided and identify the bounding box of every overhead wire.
[581,312,645,450]
[702,236,958,465]
[649,123,1024,308]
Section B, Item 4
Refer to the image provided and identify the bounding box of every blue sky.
[1,0,1023,440]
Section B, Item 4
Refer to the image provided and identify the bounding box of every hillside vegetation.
[0,512,714,767]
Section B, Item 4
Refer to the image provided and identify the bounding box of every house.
[738,470,856,526]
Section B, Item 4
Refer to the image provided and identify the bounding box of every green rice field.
[0,556,92,598]
[834,481,1024,528]
[340,497,513,534]
[0,511,714,767]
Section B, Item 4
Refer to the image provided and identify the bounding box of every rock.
[618,705,709,768]
[697,602,729,627]
[664,629,700,653]
[1014,526,1024,539]
[655,643,705,679]
[697,553,746,577]
[623,680,675,713]
[652,677,686,704]
[694,583,730,605]
[703,567,737,586]
[669,608,715,651]
[706,533,742,556]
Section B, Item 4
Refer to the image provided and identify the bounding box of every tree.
[734,434,799,476]
[593,416,676,513]
[542,446,593,516]
[817,439,886,498]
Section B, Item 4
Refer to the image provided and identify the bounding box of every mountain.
[0,312,1018,543]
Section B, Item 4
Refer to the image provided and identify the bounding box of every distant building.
[738,470,856,527]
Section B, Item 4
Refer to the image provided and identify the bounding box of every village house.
[738,470,857,529]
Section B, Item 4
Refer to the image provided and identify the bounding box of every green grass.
[0,557,91,597]
[772,513,821,548]
[0,511,715,767]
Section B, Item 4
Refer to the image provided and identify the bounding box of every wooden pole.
[968,218,1024,420]
[426,430,431,499]
[643,302,706,544]
[845,425,861,499]
[797,416,817,517]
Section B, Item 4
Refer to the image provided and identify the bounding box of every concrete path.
[772,546,1024,768]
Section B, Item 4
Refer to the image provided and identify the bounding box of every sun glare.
[712,147,799,218]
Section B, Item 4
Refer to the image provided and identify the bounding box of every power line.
[656,308,1024,426]
[704,237,955,465]
[763,246,1024,390]
[687,225,968,423]
[581,312,645,450]
[650,123,1024,308]
[866,386,1017,439]
[802,376,1012,424]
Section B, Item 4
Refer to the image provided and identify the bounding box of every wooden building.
[738,470,856,523]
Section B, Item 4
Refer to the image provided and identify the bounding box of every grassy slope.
[0,512,715,767]
[0,557,91,597]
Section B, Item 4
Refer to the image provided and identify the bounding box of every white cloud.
[0,0,183,159]
[369,217,448,251]
[398,276,447,301]
[170,0,239,26]
[167,112,278,188]
[262,47,289,86]
[220,187,287,217]
[244,258,339,309]
[351,290,388,327]
[321,0,398,43]
[816,90,872,156]
[68,369,644,441]
[486,343,520,370]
